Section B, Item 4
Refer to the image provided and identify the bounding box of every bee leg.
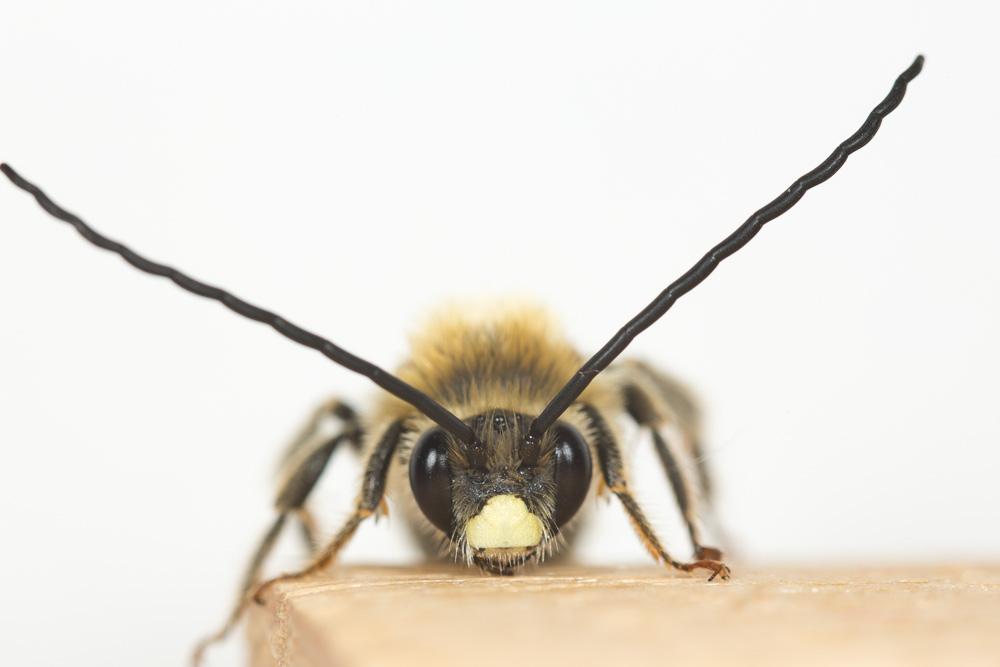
[250,419,409,603]
[623,361,714,499]
[190,515,287,665]
[623,370,722,560]
[649,429,722,560]
[615,487,730,581]
[279,399,362,469]
[294,507,322,553]
[190,400,361,666]
[281,399,363,552]
[579,404,730,581]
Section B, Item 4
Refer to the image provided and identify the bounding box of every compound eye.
[552,424,592,527]
[408,428,454,534]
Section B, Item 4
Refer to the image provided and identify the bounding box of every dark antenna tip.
[3,163,35,195]
[529,54,925,439]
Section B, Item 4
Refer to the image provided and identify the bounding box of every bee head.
[408,410,592,574]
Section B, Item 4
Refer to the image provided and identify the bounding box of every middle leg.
[191,399,362,665]
[620,377,722,560]
[252,418,410,602]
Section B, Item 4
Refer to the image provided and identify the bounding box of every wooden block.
[248,564,1000,667]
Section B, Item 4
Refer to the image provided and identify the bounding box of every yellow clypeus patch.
[466,495,544,549]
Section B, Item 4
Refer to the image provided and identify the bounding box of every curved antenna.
[1,163,478,446]
[530,54,925,440]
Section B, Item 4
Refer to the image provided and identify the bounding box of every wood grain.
[247,564,1000,667]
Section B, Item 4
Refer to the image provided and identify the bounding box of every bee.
[2,55,923,665]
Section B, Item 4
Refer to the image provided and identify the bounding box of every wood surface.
[247,564,1000,667]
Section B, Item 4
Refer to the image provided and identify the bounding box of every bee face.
[408,410,592,574]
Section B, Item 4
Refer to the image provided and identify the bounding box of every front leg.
[577,404,730,581]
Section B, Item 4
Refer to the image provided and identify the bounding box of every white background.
[1,2,997,665]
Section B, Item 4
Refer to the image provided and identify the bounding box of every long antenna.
[530,54,925,440]
[1,163,478,446]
